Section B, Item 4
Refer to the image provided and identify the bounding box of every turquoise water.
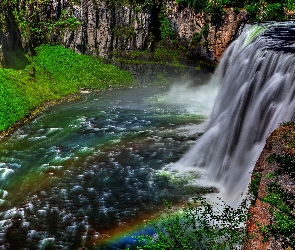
[0,84,214,249]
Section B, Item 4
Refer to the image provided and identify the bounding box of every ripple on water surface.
[0,85,217,249]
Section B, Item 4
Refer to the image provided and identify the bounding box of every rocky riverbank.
[244,124,295,249]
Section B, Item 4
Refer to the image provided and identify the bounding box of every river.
[0,81,216,249]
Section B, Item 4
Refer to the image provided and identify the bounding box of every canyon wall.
[0,0,248,67]
[59,0,248,62]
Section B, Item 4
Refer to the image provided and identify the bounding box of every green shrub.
[248,172,262,199]
[222,0,246,8]
[266,153,295,174]
[192,23,209,45]
[175,0,209,13]
[137,196,249,249]
[175,0,294,22]
[192,32,203,43]
[263,2,286,20]
[158,7,175,40]
[287,0,295,10]
[261,153,295,247]
[206,0,226,23]
[262,182,295,246]
[245,3,261,21]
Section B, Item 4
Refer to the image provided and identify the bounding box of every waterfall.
[173,22,295,204]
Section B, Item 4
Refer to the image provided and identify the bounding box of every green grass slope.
[0,44,135,132]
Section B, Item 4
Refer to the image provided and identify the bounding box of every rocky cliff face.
[243,124,295,249]
[64,0,248,62]
[59,1,154,58]
[0,0,248,67]
[165,1,248,61]
[0,10,23,67]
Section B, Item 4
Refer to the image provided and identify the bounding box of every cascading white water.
[173,22,295,205]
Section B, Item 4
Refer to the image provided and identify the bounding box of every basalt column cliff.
[0,0,248,67]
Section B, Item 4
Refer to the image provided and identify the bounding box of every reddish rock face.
[207,8,248,61]
[244,197,272,249]
[166,2,248,62]
[244,125,295,250]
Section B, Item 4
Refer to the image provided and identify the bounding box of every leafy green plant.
[222,0,246,8]
[175,0,294,21]
[175,0,209,13]
[263,2,286,20]
[248,172,262,199]
[287,0,295,10]
[176,0,225,23]
[260,152,295,247]
[206,0,226,23]
[281,121,295,127]
[266,153,295,174]
[262,182,295,246]
[137,196,249,249]
[158,6,175,41]
[192,31,203,44]
[245,3,261,21]
[192,23,209,45]
[265,172,276,179]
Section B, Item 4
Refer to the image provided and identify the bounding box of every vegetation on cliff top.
[106,0,295,22]
[176,0,295,21]
[0,45,134,132]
